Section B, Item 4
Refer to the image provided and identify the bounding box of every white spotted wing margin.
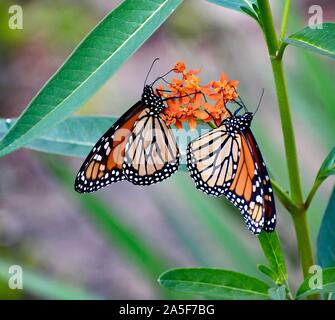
[74,101,145,193]
[244,129,277,233]
[187,125,266,235]
[123,109,180,185]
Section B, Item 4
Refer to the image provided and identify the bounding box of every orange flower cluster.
[157,61,240,129]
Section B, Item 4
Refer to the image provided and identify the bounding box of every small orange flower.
[157,61,239,130]
[161,111,183,129]
[174,60,186,73]
[156,84,168,98]
[210,72,239,102]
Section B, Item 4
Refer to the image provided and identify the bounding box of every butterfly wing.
[186,126,240,195]
[74,101,145,193]
[187,125,265,234]
[123,109,180,185]
[244,129,276,232]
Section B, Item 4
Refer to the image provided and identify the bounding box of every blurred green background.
[0,0,334,299]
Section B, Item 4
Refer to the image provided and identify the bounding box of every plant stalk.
[257,1,317,297]
[279,0,291,40]
[304,178,323,210]
[270,59,303,205]
[291,211,314,278]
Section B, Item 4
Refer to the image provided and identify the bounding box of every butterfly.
[186,101,276,235]
[75,61,180,193]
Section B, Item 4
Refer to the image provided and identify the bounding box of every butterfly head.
[238,112,253,129]
[242,111,253,122]
[142,85,164,113]
[224,112,253,133]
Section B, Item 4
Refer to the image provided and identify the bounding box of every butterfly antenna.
[236,90,248,112]
[150,68,176,87]
[144,57,160,87]
[231,87,248,111]
[254,89,265,115]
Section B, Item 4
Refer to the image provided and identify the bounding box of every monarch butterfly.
[186,100,276,235]
[75,60,180,193]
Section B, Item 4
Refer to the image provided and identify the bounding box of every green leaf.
[296,267,335,299]
[0,260,101,299]
[0,116,206,159]
[158,268,271,300]
[317,187,335,268]
[0,0,182,157]
[207,0,259,20]
[284,23,335,59]
[268,285,287,300]
[317,146,335,181]
[0,117,116,157]
[257,264,277,282]
[258,232,288,285]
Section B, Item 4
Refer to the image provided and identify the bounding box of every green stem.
[207,121,217,129]
[304,178,323,210]
[271,178,297,212]
[257,0,303,205]
[257,1,278,56]
[270,59,303,205]
[291,212,317,300]
[257,1,317,297]
[279,0,291,39]
[276,0,291,60]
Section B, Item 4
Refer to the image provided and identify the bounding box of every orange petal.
[229,80,240,88]
[215,117,222,127]
[167,99,181,112]
[182,95,190,105]
[193,110,209,120]
[155,84,168,98]
[187,67,202,75]
[174,60,186,73]
[208,93,222,101]
[188,118,197,130]
[221,109,231,120]
[202,116,212,123]
[220,72,228,82]
[204,103,216,113]
[174,120,183,130]
[193,93,203,109]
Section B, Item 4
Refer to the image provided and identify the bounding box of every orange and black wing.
[123,109,180,185]
[244,129,276,232]
[187,125,265,234]
[74,101,146,193]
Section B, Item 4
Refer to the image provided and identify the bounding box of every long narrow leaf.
[0,0,182,157]
[258,232,288,285]
[296,267,335,299]
[317,187,335,268]
[317,146,335,181]
[159,267,270,299]
[207,0,259,21]
[284,23,335,59]
[0,117,116,157]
